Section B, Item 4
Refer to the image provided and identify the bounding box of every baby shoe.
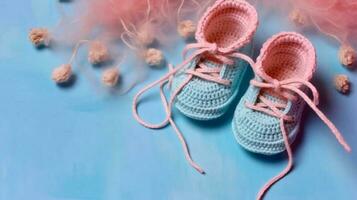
[171,0,258,120]
[133,0,258,173]
[232,32,351,199]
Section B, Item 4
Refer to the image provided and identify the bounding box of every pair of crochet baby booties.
[133,0,350,199]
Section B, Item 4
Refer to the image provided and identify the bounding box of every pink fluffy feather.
[48,0,213,92]
[58,0,213,48]
[261,0,357,46]
[294,0,357,44]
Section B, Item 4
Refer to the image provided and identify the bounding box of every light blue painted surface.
[0,1,357,199]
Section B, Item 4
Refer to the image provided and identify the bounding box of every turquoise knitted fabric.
[172,45,252,120]
[232,78,305,155]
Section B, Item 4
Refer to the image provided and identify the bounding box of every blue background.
[1,0,357,199]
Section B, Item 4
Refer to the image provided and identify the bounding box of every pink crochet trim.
[196,0,258,51]
[255,32,316,82]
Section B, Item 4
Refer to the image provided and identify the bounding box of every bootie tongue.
[196,0,258,51]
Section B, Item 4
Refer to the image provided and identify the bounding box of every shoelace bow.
[244,74,351,200]
[133,41,255,174]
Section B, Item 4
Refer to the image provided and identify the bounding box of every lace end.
[344,144,352,153]
[333,130,352,153]
[189,160,206,175]
[194,166,206,175]
[197,168,206,175]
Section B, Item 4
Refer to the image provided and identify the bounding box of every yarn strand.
[69,40,91,65]
[133,41,256,174]
[256,119,293,200]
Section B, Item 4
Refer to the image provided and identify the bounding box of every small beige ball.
[88,41,110,65]
[339,45,356,67]
[137,29,155,47]
[102,67,120,87]
[144,48,164,67]
[334,74,350,94]
[177,20,196,39]
[289,9,308,26]
[52,64,72,83]
[29,28,50,47]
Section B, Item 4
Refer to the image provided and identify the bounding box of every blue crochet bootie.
[232,32,316,155]
[232,32,351,200]
[171,0,258,120]
[232,32,352,156]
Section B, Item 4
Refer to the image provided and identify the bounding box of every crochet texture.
[172,0,258,120]
[232,32,316,155]
[232,32,350,200]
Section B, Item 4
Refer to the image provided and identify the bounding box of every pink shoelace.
[132,41,254,174]
[245,73,351,200]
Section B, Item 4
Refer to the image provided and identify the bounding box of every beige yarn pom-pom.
[339,45,356,67]
[178,20,196,39]
[88,41,110,65]
[137,28,155,47]
[102,67,119,87]
[289,9,308,26]
[52,64,72,83]
[29,28,50,47]
[334,74,350,94]
[144,48,164,67]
